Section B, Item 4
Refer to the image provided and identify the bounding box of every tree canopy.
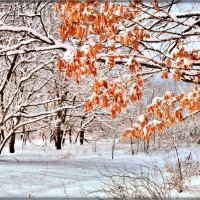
[56,1,200,141]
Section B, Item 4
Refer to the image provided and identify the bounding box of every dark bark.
[80,129,84,145]
[112,134,116,160]
[67,96,76,144]
[131,140,134,156]
[75,115,86,144]
[79,115,87,145]
[62,130,66,145]
[0,54,18,112]
[9,132,15,153]
[62,137,65,145]
[23,129,31,145]
[0,129,5,144]
[146,140,150,154]
[69,128,72,144]
[55,122,62,150]
[22,124,26,146]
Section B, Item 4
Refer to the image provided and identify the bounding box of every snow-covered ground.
[0,139,199,198]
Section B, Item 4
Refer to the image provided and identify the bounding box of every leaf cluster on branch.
[55,0,200,141]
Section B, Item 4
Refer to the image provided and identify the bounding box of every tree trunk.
[136,140,140,154]
[9,132,15,153]
[74,132,79,144]
[80,129,84,145]
[69,128,72,144]
[0,129,4,144]
[112,133,117,159]
[49,129,54,143]
[22,125,26,148]
[55,122,62,150]
[131,140,134,156]
[62,130,66,146]
[146,140,150,154]
[93,141,97,153]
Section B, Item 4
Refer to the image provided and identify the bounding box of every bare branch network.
[0,1,199,153]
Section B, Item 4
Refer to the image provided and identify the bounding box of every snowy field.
[0,140,199,198]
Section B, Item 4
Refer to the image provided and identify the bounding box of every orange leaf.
[152,1,160,11]
[102,94,109,108]
[84,99,93,112]
[161,71,168,79]
[174,108,183,122]
[119,4,123,15]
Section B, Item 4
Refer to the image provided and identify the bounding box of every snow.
[132,123,140,128]
[188,92,194,99]
[151,119,162,126]
[152,96,163,104]
[138,114,145,122]
[0,39,36,54]
[171,176,200,198]
[122,74,131,79]
[80,44,89,54]
[6,50,25,55]
[183,58,192,66]
[63,46,75,61]
[107,39,115,46]
[127,56,134,66]
[113,78,122,84]
[182,176,200,197]
[0,140,199,198]
[0,25,52,44]
[165,91,173,96]
[147,11,200,20]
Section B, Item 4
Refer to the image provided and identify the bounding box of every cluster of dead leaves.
[162,40,200,83]
[85,74,144,119]
[56,1,151,86]
[56,1,150,74]
[57,45,99,83]
[122,87,200,141]
[56,1,200,143]
[84,55,144,118]
[56,1,143,42]
[56,1,150,118]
